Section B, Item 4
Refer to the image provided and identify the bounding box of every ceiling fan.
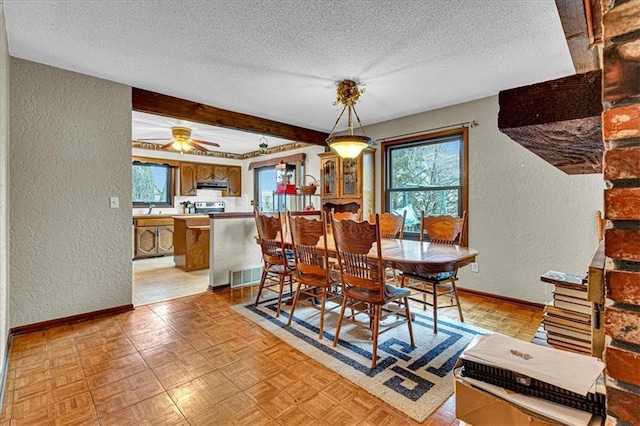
[136,126,221,153]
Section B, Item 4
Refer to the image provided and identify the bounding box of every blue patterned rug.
[232,293,488,422]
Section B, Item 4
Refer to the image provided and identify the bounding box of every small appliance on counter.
[194,201,225,214]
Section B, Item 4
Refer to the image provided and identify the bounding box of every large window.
[383,129,468,238]
[132,162,173,206]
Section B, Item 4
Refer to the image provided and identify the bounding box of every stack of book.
[541,270,592,355]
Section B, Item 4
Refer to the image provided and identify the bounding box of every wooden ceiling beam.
[132,88,328,146]
[554,0,601,73]
[498,70,603,175]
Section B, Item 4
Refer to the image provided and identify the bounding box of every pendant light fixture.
[258,135,269,156]
[326,79,374,158]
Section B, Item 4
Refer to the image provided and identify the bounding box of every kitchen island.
[173,215,210,272]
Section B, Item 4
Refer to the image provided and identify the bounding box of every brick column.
[601,0,640,424]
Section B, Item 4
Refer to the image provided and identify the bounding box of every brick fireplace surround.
[602,0,640,423]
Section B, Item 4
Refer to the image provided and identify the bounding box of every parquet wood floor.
[0,287,542,425]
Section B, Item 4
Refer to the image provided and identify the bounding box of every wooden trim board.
[457,287,545,310]
[9,304,134,336]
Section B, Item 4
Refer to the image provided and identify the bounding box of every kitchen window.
[382,128,468,241]
[132,161,174,207]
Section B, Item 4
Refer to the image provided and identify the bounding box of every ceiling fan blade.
[192,139,220,148]
[160,142,174,150]
[191,142,209,153]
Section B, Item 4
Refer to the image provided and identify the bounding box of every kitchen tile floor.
[1,288,543,425]
[133,257,210,306]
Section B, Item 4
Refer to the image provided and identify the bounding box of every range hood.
[196,181,228,190]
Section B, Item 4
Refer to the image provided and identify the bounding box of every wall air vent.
[230,266,262,287]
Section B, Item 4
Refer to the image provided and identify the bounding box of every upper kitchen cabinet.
[226,166,241,197]
[179,162,197,196]
[196,164,215,182]
[180,162,241,197]
[319,148,374,217]
[213,166,228,182]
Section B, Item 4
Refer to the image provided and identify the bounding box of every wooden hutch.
[318,147,375,218]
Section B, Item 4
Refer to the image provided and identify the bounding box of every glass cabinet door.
[341,157,360,198]
[321,157,338,198]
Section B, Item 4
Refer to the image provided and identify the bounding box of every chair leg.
[318,288,327,340]
[433,284,438,334]
[422,289,427,311]
[404,297,415,347]
[452,281,464,322]
[287,280,304,326]
[371,305,380,369]
[275,274,285,318]
[254,268,268,307]
[333,297,348,347]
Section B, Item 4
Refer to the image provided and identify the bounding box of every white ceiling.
[3,1,575,154]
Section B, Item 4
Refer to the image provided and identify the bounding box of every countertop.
[132,213,208,220]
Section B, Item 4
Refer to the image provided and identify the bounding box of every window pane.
[132,163,171,204]
[255,167,277,211]
[388,189,460,233]
[390,139,460,188]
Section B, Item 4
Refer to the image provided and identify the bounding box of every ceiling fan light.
[327,135,371,159]
[171,140,183,151]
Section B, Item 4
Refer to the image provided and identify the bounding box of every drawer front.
[135,217,174,227]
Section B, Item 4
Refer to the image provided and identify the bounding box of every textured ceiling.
[3,0,575,153]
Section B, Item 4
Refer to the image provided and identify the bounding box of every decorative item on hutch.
[275,161,296,194]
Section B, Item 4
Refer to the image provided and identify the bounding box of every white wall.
[10,59,132,327]
[366,95,603,304]
[0,5,10,384]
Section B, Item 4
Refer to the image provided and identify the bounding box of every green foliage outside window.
[386,136,463,234]
[132,163,171,205]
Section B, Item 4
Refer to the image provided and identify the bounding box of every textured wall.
[9,58,132,327]
[210,215,262,287]
[366,95,603,304]
[0,5,10,386]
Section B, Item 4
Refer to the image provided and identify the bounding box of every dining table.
[279,230,478,275]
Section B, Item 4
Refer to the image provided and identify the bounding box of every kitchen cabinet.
[196,164,215,182]
[173,216,210,272]
[213,165,228,182]
[319,148,375,217]
[226,166,241,197]
[133,217,174,259]
[180,162,242,196]
[179,163,197,196]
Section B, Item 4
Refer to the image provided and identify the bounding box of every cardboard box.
[455,378,559,426]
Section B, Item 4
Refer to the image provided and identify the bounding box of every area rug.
[232,293,488,422]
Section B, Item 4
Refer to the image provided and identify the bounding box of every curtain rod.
[375,119,478,143]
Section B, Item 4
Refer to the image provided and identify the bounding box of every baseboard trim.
[457,287,545,310]
[208,284,231,293]
[9,304,134,336]
[0,333,11,416]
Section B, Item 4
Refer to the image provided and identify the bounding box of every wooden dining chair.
[254,210,295,317]
[331,214,415,369]
[369,211,407,284]
[400,211,467,333]
[373,211,406,239]
[331,208,361,221]
[286,211,342,339]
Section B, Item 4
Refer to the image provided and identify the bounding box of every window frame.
[381,127,469,244]
[132,158,176,208]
